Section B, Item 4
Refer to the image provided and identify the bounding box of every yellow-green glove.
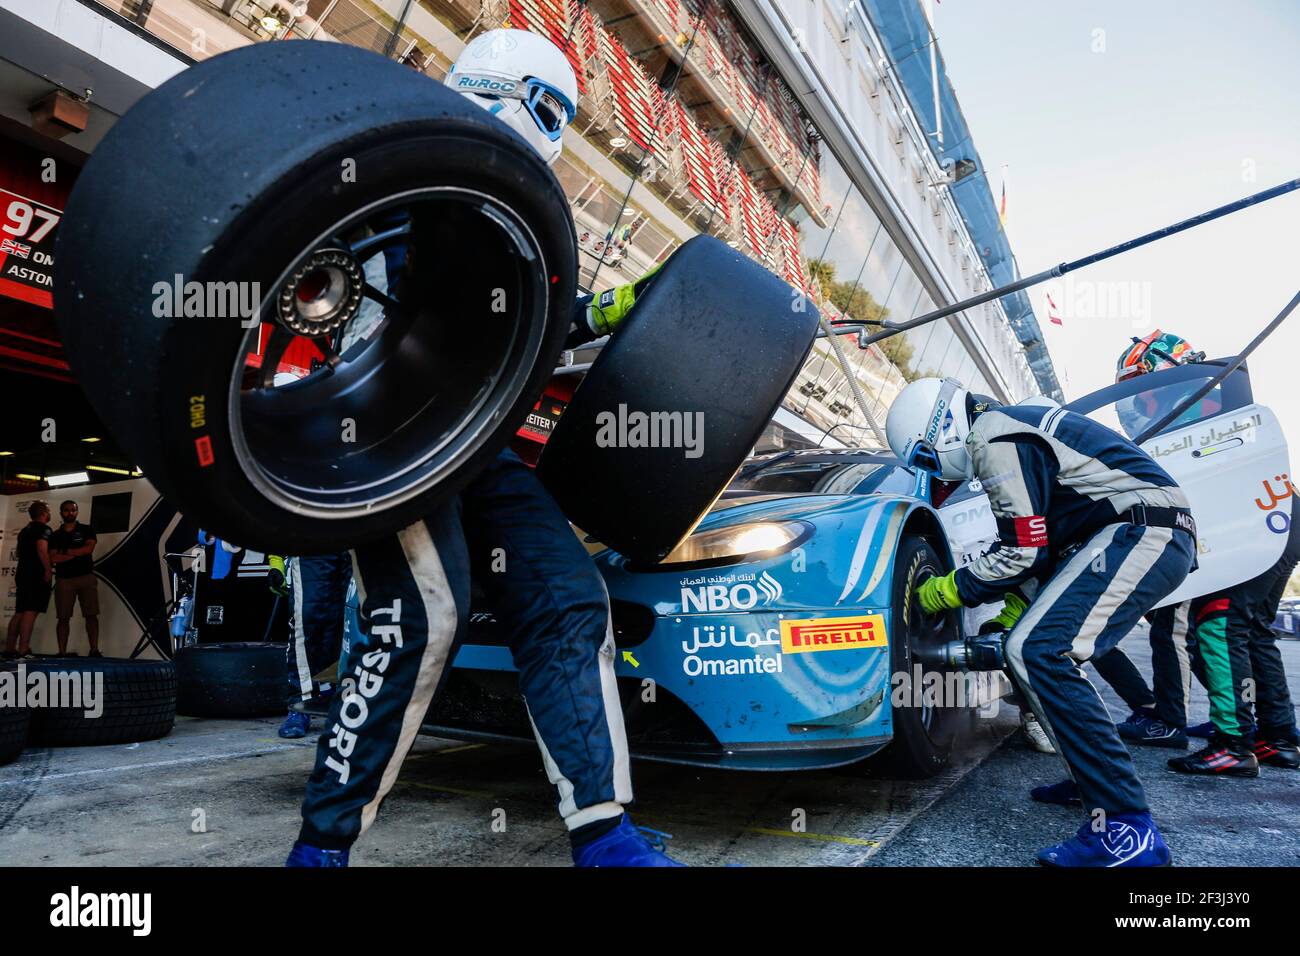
[268,554,289,596]
[991,591,1028,630]
[916,570,961,616]
[584,264,663,337]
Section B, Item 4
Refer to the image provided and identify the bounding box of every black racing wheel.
[55,41,577,554]
[537,235,819,564]
[879,534,969,777]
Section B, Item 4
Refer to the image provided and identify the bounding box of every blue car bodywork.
[350,450,990,771]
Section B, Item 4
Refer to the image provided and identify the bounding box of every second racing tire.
[537,236,820,564]
[26,658,176,747]
[175,642,288,718]
[879,534,968,777]
[55,41,577,556]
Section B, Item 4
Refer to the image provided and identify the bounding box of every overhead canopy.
[862,0,1062,400]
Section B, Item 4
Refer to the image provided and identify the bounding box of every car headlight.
[658,520,808,567]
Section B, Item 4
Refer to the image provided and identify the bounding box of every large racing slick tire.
[537,236,819,564]
[55,41,577,555]
[175,642,288,718]
[26,658,177,747]
[879,534,969,778]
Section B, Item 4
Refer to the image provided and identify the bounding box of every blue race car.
[336,358,1290,777]
[417,447,1003,776]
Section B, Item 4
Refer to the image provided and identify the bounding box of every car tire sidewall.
[175,642,289,718]
[156,134,573,554]
[56,42,576,555]
[883,534,964,777]
[24,658,176,747]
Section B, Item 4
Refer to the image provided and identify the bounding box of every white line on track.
[0,744,304,786]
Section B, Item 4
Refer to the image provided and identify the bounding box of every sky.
[931,0,1300,452]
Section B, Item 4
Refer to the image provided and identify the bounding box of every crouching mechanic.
[887,377,1196,866]
[286,29,679,867]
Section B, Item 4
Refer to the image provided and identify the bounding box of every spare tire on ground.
[175,642,288,718]
[537,235,820,564]
[55,40,577,556]
[26,657,176,747]
[0,662,30,764]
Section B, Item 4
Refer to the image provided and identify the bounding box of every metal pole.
[864,177,1300,345]
[1133,287,1300,445]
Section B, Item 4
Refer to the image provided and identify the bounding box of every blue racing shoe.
[285,841,349,867]
[278,711,311,739]
[572,815,686,867]
[1117,710,1188,750]
[1036,812,1170,867]
[1030,779,1081,806]
[1188,720,1255,740]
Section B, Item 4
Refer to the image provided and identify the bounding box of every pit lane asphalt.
[1,629,1296,866]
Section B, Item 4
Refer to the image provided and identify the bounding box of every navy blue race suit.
[955,398,1196,817]
[296,275,656,850]
[282,552,353,702]
[1123,514,1300,742]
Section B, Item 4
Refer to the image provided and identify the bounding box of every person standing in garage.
[286,30,679,868]
[887,377,1195,866]
[50,500,101,658]
[6,501,54,659]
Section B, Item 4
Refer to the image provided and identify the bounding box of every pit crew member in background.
[287,30,680,867]
[1111,332,1300,774]
[269,552,353,739]
[888,377,1195,867]
[1164,514,1300,775]
[50,500,101,658]
[6,501,53,659]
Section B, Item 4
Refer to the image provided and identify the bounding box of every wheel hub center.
[277,247,364,336]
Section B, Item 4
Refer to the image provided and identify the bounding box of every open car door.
[1067,359,1290,607]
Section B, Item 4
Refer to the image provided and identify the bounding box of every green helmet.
[1115,329,1204,383]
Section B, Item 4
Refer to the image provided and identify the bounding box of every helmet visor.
[524,81,576,141]
[450,73,576,142]
[906,439,943,476]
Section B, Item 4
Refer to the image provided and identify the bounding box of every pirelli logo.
[780,614,888,654]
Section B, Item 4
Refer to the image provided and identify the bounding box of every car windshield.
[730,456,917,496]
[1094,380,1226,440]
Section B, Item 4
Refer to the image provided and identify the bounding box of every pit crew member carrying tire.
[286,30,680,868]
[886,376,1196,867]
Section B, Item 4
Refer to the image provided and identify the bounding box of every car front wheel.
[880,533,969,777]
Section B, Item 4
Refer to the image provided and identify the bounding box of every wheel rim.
[227,187,552,520]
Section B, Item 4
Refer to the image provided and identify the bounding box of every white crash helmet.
[445,28,578,167]
[885,377,974,481]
